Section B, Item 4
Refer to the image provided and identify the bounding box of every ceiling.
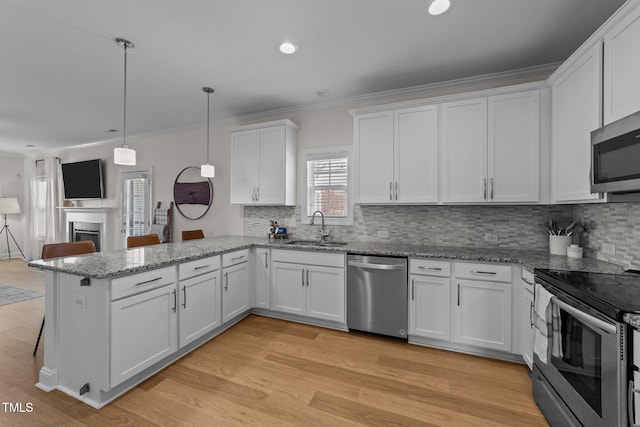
[0,0,626,155]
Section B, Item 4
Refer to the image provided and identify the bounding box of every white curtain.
[23,157,64,260]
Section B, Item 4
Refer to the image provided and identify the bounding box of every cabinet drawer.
[454,262,511,283]
[271,249,345,268]
[179,256,221,280]
[222,249,249,267]
[111,266,177,301]
[409,259,450,277]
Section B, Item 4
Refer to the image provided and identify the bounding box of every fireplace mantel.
[62,207,111,252]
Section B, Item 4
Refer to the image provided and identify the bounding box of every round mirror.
[173,166,213,220]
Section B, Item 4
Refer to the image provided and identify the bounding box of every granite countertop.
[28,234,625,279]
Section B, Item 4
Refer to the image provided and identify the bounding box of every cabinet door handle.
[418,266,442,271]
[224,272,229,291]
[395,182,398,200]
[182,286,187,309]
[301,269,305,286]
[411,278,415,301]
[389,182,393,201]
[529,301,534,327]
[265,252,268,268]
[172,289,177,313]
[135,277,162,286]
[256,187,259,202]
[231,256,245,261]
[194,265,211,271]
[251,188,254,201]
[471,270,497,275]
[490,178,494,200]
[306,269,309,287]
[457,283,460,306]
[483,178,487,200]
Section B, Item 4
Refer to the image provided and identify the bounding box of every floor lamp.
[0,197,25,259]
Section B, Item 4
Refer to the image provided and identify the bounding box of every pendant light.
[114,38,136,166]
[200,87,215,177]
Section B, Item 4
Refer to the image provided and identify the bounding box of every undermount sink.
[284,240,348,247]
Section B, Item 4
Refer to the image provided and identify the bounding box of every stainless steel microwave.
[591,110,640,193]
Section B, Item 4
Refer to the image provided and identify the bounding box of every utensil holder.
[549,235,569,256]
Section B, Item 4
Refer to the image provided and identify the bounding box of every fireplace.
[63,208,110,252]
[70,222,101,251]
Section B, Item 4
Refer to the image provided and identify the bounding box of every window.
[303,147,352,225]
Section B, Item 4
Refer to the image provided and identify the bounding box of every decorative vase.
[549,235,569,256]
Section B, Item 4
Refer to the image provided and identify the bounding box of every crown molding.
[19,62,560,157]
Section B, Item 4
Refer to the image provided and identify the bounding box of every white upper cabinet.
[551,44,603,203]
[488,91,540,202]
[441,91,540,203]
[603,3,640,125]
[394,106,439,203]
[440,97,488,203]
[354,111,394,203]
[354,105,438,204]
[230,120,297,206]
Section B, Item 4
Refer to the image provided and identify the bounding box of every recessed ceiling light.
[427,0,451,16]
[316,89,330,97]
[279,42,298,55]
[106,129,118,133]
[26,144,35,148]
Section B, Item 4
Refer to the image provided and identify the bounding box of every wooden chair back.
[182,229,205,241]
[41,240,97,260]
[127,234,162,249]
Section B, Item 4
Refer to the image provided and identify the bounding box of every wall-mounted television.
[61,159,105,199]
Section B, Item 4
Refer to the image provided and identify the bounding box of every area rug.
[0,283,43,306]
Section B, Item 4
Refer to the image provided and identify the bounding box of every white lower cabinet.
[178,270,221,348]
[271,249,345,323]
[111,283,178,387]
[522,270,535,369]
[409,259,451,341]
[222,250,251,323]
[454,279,512,352]
[254,247,271,309]
[178,256,222,348]
[453,262,512,352]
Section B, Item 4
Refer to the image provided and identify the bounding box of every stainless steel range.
[533,269,640,427]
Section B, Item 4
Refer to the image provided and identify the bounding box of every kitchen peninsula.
[29,235,623,408]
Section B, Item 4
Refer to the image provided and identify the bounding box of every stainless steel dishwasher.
[347,255,408,339]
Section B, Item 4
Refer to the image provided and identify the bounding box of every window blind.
[307,157,348,217]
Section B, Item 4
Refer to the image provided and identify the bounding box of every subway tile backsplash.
[245,204,573,251]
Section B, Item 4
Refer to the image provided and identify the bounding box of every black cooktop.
[534,268,640,321]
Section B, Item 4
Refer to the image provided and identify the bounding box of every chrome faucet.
[310,210,330,242]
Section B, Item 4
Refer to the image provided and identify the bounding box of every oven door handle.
[553,297,617,335]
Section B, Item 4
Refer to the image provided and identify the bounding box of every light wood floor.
[0,259,548,426]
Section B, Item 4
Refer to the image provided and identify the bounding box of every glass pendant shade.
[114,145,136,166]
[200,163,215,177]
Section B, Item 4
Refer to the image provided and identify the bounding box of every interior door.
[120,169,152,248]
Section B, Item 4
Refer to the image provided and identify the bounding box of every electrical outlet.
[75,295,87,308]
[484,233,498,242]
[602,243,616,256]
[377,230,389,238]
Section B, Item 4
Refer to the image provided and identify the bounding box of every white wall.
[0,155,26,258]
[57,125,243,250]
